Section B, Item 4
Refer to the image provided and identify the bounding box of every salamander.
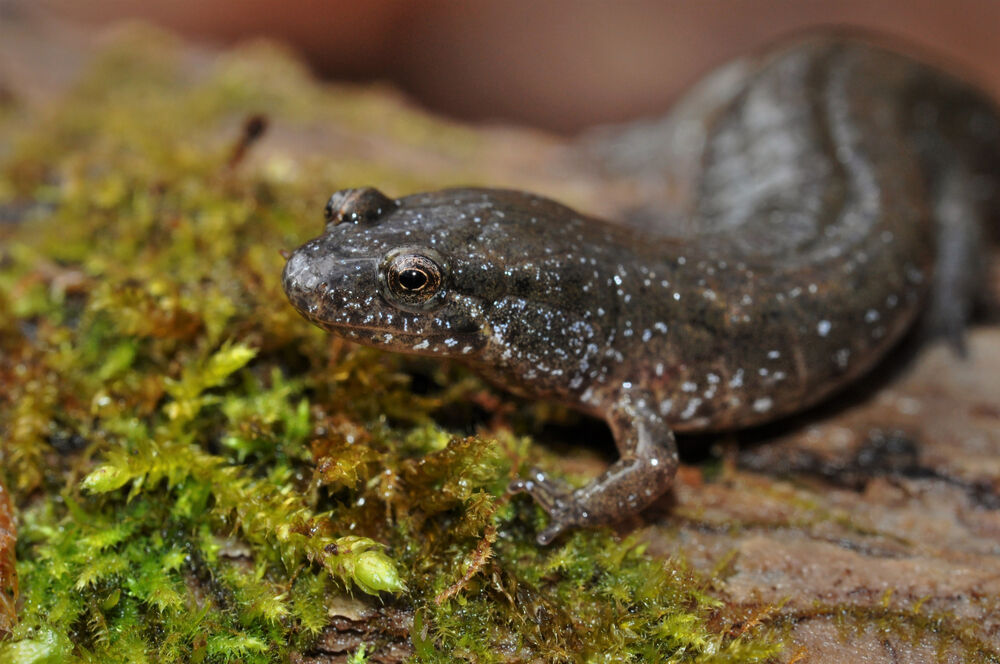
[282,39,999,544]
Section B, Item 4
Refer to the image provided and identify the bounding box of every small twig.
[434,523,498,605]
[226,113,269,170]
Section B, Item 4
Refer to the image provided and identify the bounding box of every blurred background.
[21,0,1000,132]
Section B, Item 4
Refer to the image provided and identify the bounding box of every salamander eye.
[382,251,445,308]
[398,268,429,291]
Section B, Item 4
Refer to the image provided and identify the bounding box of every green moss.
[0,28,783,662]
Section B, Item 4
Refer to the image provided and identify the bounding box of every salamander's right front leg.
[509,387,678,545]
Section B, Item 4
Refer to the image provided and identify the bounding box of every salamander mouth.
[311,319,414,340]
[312,319,478,355]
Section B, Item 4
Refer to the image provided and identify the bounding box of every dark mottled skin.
[283,40,1000,544]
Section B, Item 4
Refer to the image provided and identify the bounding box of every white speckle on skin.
[680,398,701,419]
[752,397,773,413]
[681,381,697,393]
[659,399,673,415]
[767,350,780,359]
[895,396,922,415]
[729,369,744,388]
[817,320,832,337]
[865,309,880,323]
[413,340,429,350]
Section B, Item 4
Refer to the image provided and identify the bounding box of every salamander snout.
[281,241,379,325]
[281,249,322,318]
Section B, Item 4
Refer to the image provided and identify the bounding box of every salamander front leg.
[509,388,679,545]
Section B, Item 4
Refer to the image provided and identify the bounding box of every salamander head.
[283,186,566,358]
